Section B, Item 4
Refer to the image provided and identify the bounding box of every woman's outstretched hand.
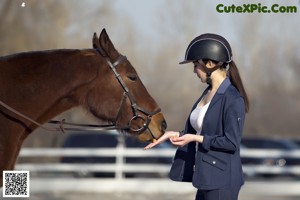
[144,131,180,150]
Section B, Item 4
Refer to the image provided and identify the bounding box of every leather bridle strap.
[101,49,161,136]
[198,59,223,85]
[0,100,62,132]
[0,100,122,132]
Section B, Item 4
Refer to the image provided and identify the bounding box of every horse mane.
[0,49,84,61]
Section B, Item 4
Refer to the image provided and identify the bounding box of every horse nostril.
[161,120,167,132]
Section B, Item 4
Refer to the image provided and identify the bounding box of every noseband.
[96,48,161,136]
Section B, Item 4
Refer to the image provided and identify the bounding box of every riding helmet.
[179,33,232,64]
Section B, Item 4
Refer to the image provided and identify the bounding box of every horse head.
[86,29,167,142]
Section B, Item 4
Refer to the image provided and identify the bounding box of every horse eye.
[128,74,138,82]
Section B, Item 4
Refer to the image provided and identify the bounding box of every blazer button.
[212,161,216,165]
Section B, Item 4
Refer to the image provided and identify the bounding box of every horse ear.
[92,32,100,49]
[99,28,116,55]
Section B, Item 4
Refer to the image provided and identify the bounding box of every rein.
[0,48,161,139]
[0,100,117,132]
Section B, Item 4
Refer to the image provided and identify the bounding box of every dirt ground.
[1,192,299,200]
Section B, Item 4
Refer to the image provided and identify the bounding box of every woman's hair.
[227,61,250,113]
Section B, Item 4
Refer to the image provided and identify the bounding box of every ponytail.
[228,61,250,113]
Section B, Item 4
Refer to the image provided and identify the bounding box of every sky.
[113,0,299,37]
[114,0,163,40]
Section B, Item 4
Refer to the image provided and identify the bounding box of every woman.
[145,33,249,200]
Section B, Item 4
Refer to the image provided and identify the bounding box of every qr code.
[3,171,30,198]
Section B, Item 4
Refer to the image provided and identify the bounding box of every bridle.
[93,48,161,136]
[0,48,161,139]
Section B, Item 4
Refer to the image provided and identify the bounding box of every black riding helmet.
[179,33,232,85]
[179,33,232,64]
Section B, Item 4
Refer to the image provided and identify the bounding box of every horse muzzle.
[135,112,167,142]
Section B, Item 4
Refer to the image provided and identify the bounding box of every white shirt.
[190,101,210,150]
[190,102,210,134]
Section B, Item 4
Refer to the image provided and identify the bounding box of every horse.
[0,29,167,187]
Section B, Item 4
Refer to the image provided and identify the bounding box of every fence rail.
[16,147,300,179]
[19,147,300,158]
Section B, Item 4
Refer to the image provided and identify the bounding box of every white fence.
[16,146,300,179]
[12,147,300,195]
[17,146,174,179]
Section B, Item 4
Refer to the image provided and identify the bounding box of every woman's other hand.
[170,134,203,147]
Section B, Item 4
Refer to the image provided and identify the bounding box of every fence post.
[115,135,125,180]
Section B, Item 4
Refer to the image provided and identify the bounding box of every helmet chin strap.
[198,60,224,85]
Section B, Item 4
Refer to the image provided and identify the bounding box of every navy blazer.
[169,77,245,190]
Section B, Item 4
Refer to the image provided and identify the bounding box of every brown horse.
[0,29,166,187]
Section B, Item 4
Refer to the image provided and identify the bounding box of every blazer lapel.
[207,77,231,110]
